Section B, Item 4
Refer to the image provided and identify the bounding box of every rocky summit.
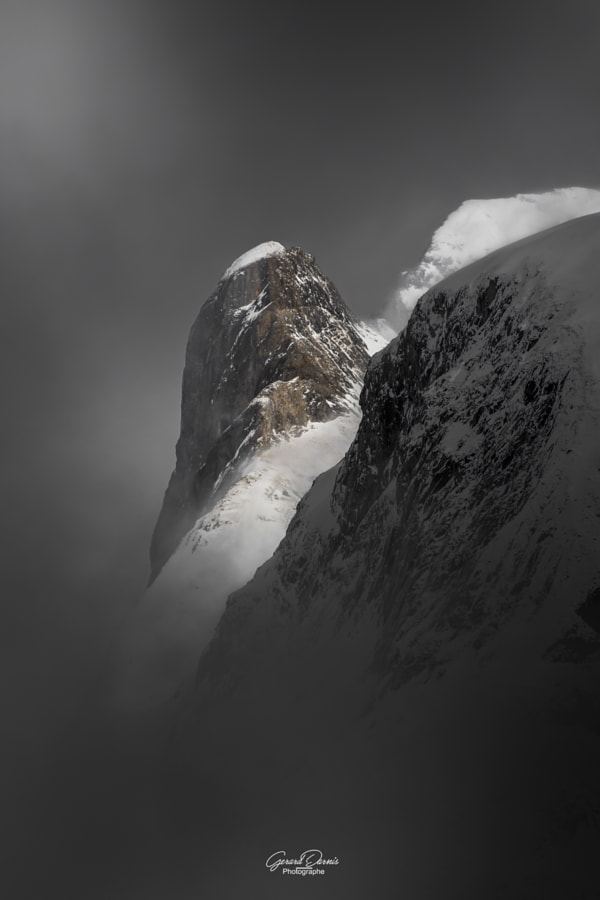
[149,243,370,582]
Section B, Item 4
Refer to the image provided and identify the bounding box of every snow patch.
[220,241,285,282]
[356,318,396,355]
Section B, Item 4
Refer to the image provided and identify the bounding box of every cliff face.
[149,243,370,582]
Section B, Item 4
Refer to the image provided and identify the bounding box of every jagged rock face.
[150,245,369,581]
[332,268,577,679]
[196,214,600,696]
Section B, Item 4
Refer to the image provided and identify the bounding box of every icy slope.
[356,316,397,353]
[114,409,361,707]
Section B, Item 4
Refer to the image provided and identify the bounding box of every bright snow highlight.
[113,410,362,707]
[220,241,285,281]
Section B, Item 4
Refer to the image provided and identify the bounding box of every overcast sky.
[1,0,599,888]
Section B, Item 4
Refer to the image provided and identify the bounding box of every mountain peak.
[148,243,371,583]
[113,243,384,705]
[219,240,286,282]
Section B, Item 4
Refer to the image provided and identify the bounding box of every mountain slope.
[171,214,600,899]
[200,213,600,691]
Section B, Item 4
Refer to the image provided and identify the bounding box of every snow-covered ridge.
[219,240,285,282]
[114,409,361,707]
[390,187,600,321]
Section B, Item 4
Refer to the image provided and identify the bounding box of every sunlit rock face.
[149,243,371,582]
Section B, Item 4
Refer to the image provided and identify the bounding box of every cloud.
[387,187,600,326]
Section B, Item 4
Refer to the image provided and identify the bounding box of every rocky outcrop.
[149,243,370,582]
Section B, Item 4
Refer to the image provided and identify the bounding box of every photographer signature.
[266,850,340,872]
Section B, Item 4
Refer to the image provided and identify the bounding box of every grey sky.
[1,0,599,890]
